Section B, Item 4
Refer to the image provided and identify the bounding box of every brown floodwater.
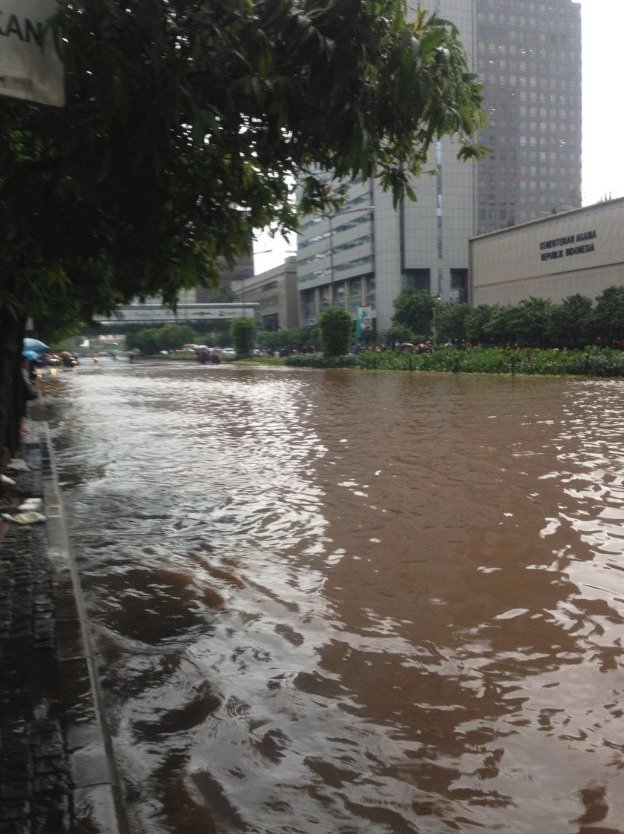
[46,360,624,833]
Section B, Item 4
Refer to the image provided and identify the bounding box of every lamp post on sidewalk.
[431,294,442,348]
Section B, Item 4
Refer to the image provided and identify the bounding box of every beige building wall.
[471,198,624,306]
[239,257,299,330]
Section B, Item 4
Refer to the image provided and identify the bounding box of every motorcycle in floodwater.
[196,348,220,365]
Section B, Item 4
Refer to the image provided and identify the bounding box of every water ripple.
[46,366,624,834]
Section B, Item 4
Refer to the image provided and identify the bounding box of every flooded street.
[46,361,624,834]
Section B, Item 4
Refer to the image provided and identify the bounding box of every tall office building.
[296,0,582,335]
[475,0,582,234]
[195,251,254,302]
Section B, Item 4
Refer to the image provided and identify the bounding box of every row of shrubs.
[286,346,624,377]
[389,287,624,350]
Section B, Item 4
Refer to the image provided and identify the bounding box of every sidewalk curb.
[41,423,129,834]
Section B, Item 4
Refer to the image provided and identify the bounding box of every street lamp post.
[432,295,442,348]
[328,213,335,296]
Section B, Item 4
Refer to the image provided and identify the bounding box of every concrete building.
[195,252,254,301]
[174,251,255,304]
[298,184,377,329]
[235,257,299,331]
[470,198,624,306]
[296,0,582,336]
[475,0,582,234]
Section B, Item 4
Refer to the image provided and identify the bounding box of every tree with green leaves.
[126,324,197,354]
[482,306,516,346]
[549,294,593,348]
[435,303,471,344]
[592,286,624,346]
[391,290,436,339]
[320,307,352,357]
[512,297,554,347]
[464,305,492,345]
[231,318,256,358]
[257,326,321,354]
[0,0,484,476]
[125,329,159,356]
[383,324,416,346]
[155,324,197,353]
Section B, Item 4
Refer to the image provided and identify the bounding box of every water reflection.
[46,364,624,833]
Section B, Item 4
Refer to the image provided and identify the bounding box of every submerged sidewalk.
[0,424,126,834]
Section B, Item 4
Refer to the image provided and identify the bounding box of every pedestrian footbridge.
[94,302,258,325]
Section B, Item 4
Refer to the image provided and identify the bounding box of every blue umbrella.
[23,337,49,353]
[22,349,42,361]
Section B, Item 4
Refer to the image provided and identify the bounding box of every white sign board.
[0,0,64,106]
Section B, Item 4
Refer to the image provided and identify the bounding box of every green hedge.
[286,354,359,369]
[286,347,624,377]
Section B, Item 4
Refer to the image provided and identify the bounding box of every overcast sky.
[581,0,624,204]
[254,0,620,272]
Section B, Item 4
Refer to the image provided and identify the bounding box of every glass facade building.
[475,0,582,234]
[296,0,582,334]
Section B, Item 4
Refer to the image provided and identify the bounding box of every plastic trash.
[18,498,43,512]
[2,511,46,525]
[6,459,31,472]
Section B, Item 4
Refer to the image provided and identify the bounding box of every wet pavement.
[0,425,125,834]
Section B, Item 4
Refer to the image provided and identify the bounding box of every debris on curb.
[2,511,46,525]
[18,498,43,513]
[6,458,31,473]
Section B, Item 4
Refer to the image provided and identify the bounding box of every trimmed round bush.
[319,306,352,357]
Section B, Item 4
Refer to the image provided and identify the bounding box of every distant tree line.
[126,324,211,354]
[387,286,624,349]
[256,326,321,354]
[124,322,324,356]
[118,284,624,358]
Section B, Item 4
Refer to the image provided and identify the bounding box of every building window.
[450,269,468,303]
[402,269,430,293]
[366,278,376,306]
[262,313,279,331]
[349,278,363,305]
